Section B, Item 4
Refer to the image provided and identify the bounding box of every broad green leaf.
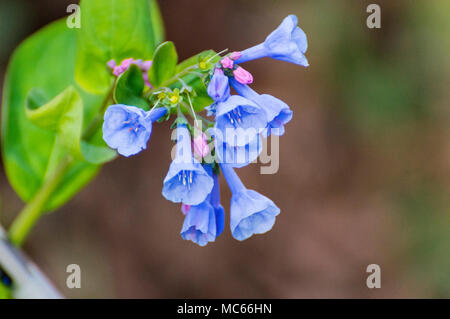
[75,0,165,94]
[1,20,105,212]
[113,65,148,110]
[26,86,83,158]
[148,41,178,87]
[24,86,116,167]
[81,141,116,165]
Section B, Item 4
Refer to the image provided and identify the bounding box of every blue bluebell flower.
[211,127,262,168]
[220,164,280,241]
[180,196,217,246]
[103,105,167,157]
[214,95,267,147]
[162,125,214,205]
[180,167,225,246]
[230,79,293,137]
[207,68,230,103]
[235,15,308,67]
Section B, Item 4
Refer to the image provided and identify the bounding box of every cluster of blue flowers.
[102,15,308,246]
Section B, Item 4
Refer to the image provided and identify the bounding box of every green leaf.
[81,141,117,164]
[75,0,164,94]
[0,282,11,299]
[24,86,116,167]
[1,20,105,212]
[148,41,178,87]
[113,64,148,109]
[26,86,83,158]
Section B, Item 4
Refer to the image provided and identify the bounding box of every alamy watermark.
[66,264,81,289]
[66,4,81,29]
[170,122,280,175]
[366,4,381,29]
[366,264,381,288]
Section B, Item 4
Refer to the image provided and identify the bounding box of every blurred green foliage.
[1,0,165,212]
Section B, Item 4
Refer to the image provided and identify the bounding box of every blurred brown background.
[0,0,449,298]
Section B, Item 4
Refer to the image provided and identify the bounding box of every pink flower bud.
[107,59,117,69]
[121,58,134,69]
[220,57,234,69]
[113,58,135,76]
[141,60,153,71]
[233,67,253,84]
[193,133,210,158]
[229,51,242,60]
[181,204,191,215]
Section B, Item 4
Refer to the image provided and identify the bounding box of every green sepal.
[113,64,148,110]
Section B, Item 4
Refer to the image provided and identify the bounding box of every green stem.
[8,156,71,246]
[147,65,202,96]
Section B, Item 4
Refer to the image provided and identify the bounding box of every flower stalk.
[8,156,72,246]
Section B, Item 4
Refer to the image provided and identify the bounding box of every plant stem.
[147,65,200,96]
[8,156,71,246]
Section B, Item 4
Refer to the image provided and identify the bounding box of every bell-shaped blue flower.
[231,79,293,137]
[211,127,262,168]
[220,164,280,241]
[207,68,230,103]
[214,95,267,147]
[162,125,214,205]
[103,104,167,157]
[235,15,308,67]
[180,196,217,247]
[210,172,225,236]
[180,168,225,246]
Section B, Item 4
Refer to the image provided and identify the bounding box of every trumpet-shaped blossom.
[231,79,293,137]
[180,167,224,246]
[235,15,308,67]
[233,67,253,84]
[220,164,280,241]
[162,125,213,205]
[212,128,262,168]
[180,196,217,246]
[214,95,267,147]
[103,105,166,157]
[207,68,230,103]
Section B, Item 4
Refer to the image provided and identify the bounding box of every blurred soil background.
[0,0,449,298]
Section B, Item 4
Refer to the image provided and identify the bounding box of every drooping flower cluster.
[102,15,308,246]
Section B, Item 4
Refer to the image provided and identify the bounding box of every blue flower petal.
[230,190,280,241]
[103,104,152,157]
[235,15,308,67]
[207,70,230,102]
[214,131,262,168]
[162,125,214,205]
[215,96,267,147]
[220,164,280,241]
[181,200,217,246]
